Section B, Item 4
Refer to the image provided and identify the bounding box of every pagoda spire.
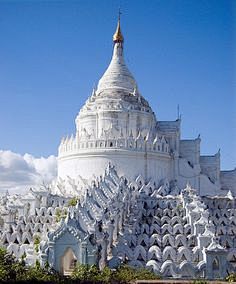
[113,9,124,43]
[96,10,137,94]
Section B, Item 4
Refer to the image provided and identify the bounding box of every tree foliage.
[68,197,79,207]
[226,273,236,282]
[71,263,160,283]
[0,247,161,283]
[113,265,161,283]
[0,247,17,281]
[0,247,64,283]
[33,235,40,253]
[71,264,112,283]
[55,208,67,222]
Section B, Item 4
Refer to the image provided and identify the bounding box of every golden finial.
[113,9,124,43]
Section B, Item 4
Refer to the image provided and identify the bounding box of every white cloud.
[0,150,57,194]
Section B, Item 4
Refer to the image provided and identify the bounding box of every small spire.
[177,104,180,120]
[113,9,124,43]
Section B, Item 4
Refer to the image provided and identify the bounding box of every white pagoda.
[57,18,235,197]
[0,18,235,280]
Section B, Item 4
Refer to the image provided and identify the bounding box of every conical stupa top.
[96,16,137,94]
[113,14,124,43]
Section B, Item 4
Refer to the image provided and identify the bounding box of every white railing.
[58,137,169,157]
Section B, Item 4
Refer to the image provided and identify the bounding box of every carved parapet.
[58,136,170,157]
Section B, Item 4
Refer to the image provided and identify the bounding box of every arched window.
[212,257,219,270]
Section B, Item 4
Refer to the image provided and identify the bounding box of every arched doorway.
[60,247,77,276]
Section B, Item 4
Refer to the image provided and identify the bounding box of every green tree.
[55,208,67,222]
[34,235,40,253]
[72,263,113,283]
[99,266,113,283]
[71,263,89,281]
[226,273,236,282]
[17,261,64,282]
[71,263,160,283]
[0,246,67,283]
[113,265,161,283]
[0,247,17,281]
[68,197,79,207]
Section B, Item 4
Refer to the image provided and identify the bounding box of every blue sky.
[0,0,235,170]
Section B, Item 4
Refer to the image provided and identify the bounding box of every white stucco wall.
[58,149,171,184]
[220,169,236,195]
[180,139,200,165]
